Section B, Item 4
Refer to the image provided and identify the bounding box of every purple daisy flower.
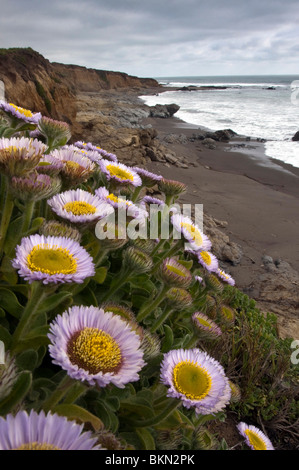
[50,147,95,185]
[99,160,142,187]
[74,141,118,162]
[142,195,165,207]
[37,154,64,176]
[197,251,219,273]
[160,348,231,415]
[10,173,61,202]
[216,268,235,286]
[0,410,102,450]
[48,305,145,388]
[132,167,163,187]
[0,101,42,124]
[12,234,95,284]
[237,422,275,450]
[95,187,148,219]
[171,213,212,253]
[0,137,47,176]
[47,188,114,225]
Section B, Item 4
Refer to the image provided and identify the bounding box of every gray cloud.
[0,0,299,76]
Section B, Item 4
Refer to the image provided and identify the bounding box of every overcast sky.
[1,0,299,78]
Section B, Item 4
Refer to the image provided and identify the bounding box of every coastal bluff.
[0,47,159,127]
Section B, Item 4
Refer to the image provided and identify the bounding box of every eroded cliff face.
[0,48,77,125]
[0,47,159,131]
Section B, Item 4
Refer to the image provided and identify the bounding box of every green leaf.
[3,216,23,255]
[0,308,5,318]
[27,217,45,234]
[37,292,73,314]
[0,325,12,349]
[135,428,156,450]
[16,349,38,371]
[161,324,174,352]
[93,266,108,284]
[53,404,104,431]
[73,286,98,307]
[177,259,193,270]
[0,256,18,284]
[24,325,50,339]
[0,371,32,416]
[120,397,154,420]
[131,294,150,309]
[13,335,50,354]
[3,285,29,297]
[0,288,23,318]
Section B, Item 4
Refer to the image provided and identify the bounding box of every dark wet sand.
[142,114,299,291]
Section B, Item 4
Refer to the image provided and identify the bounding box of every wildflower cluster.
[0,101,284,451]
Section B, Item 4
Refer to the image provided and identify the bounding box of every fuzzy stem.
[42,375,75,413]
[150,306,174,333]
[150,238,166,257]
[0,181,14,256]
[100,267,131,302]
[130,398,179,427]
[184,334,199,349]
[10,282,47,352]
[21,200,35,234]
[137,284,171,322]
[165,194,174,206]
[94,247,109,267]
[131,185,142,203]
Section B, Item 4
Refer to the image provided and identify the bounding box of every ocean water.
[140,75,299,169]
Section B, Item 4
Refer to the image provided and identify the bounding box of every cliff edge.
[0,47,159,129]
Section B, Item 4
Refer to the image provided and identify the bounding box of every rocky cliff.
[0,47,159,130]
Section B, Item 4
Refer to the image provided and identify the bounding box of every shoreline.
[75,86,299,338]
[137,97,299,338]
[139,84,299,175]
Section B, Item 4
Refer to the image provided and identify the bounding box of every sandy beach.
[73,85,299,337]
[136,105,299,336]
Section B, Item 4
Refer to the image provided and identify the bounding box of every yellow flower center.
[9,103,33,118]
[173,361,212,400]
[106,164,134,181]
[68,327,122,374]
[107,194,131,206]
[27,245,77,275]
[199,251,212,265]
[14,442,60,450]
[64,160,81,171]
[166,264,186,277]
[63,201,96,216]
[181,222,203,246]
[245,430,267,451]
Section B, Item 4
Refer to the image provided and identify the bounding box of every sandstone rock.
[221,242,243,266]
[201,138,217,150]
[164,153,178,164]
[255,257,299,339]
[203,215,242,265]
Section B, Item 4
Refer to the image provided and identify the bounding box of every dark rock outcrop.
[149,103,180,118]
[292,130,299,141]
